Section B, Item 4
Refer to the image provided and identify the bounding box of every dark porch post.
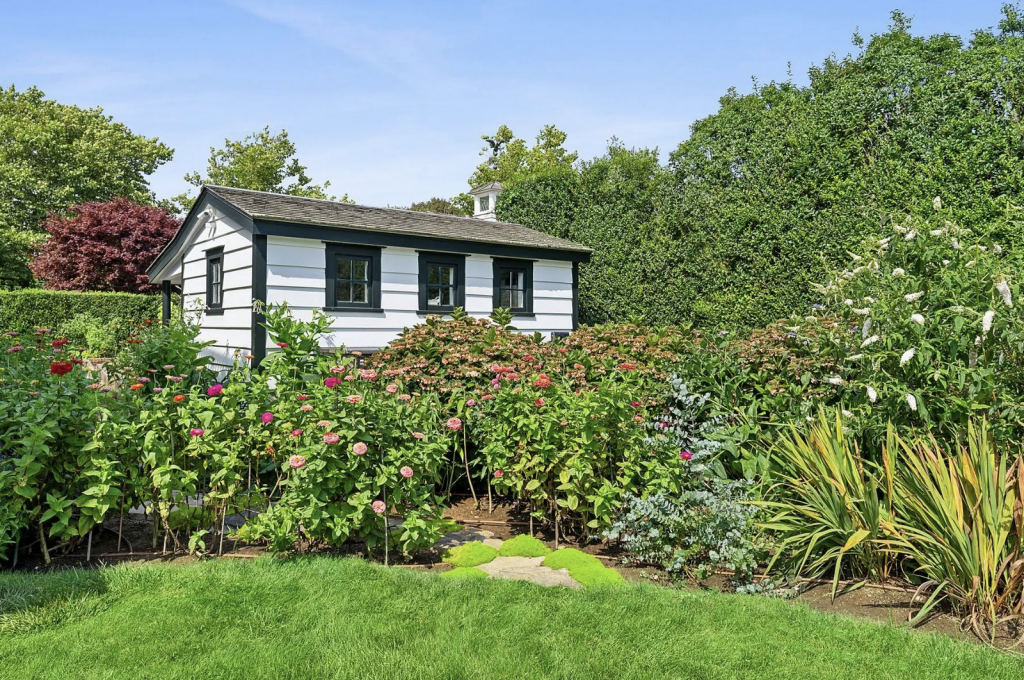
[161,280,172,326]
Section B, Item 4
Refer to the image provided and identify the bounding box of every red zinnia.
[535,398,545,407]
[50,361,73,376]
[51,338,69,348]
[620,363,636,371]
[173,394,186,403]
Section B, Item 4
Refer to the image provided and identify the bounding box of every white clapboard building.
[147,184,591,368]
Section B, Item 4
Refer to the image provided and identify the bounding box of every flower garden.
[3,204,1024,661]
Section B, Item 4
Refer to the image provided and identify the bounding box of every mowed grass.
[1,558,1021,680]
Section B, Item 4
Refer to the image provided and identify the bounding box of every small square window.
[418,253,465,312]
[493,258,533,315]
[325,244,381,311]
[479,195,490,212]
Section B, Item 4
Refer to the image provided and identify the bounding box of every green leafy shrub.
[498,535,551,558]
[0,290,161,347]
[542,548,623,587]
[442,541,498,568]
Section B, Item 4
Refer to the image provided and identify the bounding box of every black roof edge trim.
[253,219,591,263]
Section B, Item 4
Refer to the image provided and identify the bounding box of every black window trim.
[492,257,534,317]
[205,246,224,315]
[417,251,465,314]
[325,243,383,312]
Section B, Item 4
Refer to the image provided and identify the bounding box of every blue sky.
[2,1,1010,207]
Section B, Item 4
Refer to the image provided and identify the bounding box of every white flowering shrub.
[801,199,1024,444]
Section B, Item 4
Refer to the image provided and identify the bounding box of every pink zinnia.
[153,387,163,393]
[167,375,183,383]
[535,398,545,407]
[329,365,346,374]
[289,455,306,469]
[138,376,151,383]
[317,420,331,427]
[398,394,412,402]
[494,469,504,478]
[533,374,552,388]
[446,417,462,431]
[680,451,693,461]
[620,363,636,371]
[466,399,476,407]
[324,377,342,389]
[386,384,398,394]
[297,395,310,401]
[412,432,425,440]
[163,364,175,370]
[190,428,204,437]
[631,401,642,408]
[352,442,368,455]
[372,500,386,515]
[207,384,223,397]
[300,404,314,411]
[291,429,303,437]
[400,466,414,479]
[359,369,378,381]
[261,412,274,424]
[346,395,362,404]
[323,432,340,445]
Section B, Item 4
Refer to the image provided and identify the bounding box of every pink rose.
[352,442,367,455]
[400,466,413,479]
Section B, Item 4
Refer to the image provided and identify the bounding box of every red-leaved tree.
[31,198,180,292]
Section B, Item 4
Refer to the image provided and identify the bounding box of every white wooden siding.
[265,236,574,352]
[180,203,254,367]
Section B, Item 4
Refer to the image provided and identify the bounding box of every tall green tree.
[0,86,173,287]
[177,127,347,208]
[502,6,1024,331]
[409,197,464,215]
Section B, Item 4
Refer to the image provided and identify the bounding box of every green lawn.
[0,558,1020,679]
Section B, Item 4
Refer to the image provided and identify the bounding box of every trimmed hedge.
[0,290,161,348]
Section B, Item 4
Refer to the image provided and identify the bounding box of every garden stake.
[116,480,126,551]
[218,504,227,557]
[86,529,92,562]
[12,537,19,569]
[383,486,389,567]
[487,481,493,514]
[462,427,478,509]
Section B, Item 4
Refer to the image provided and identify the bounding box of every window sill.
[322,307,384,314]
[205,308,224,316]
[508,312,535,318]
[417,309,456,315]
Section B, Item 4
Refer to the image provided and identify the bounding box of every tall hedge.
[0,290,161,345]
[499,8,1024,331]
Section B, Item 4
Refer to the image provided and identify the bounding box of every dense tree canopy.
[177,127,346,209]
[409,197,464,215]
[30,198,180,293]
[0,86,173,288]
[500,7,1024,330]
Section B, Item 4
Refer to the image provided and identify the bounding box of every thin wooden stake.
[86,529,93,562]
[39,522,51,565]
[218,504,227,557]
[487,480,493,514]
[116,480,126,552]
[462,428,478,509]
[12,536,19,569]
[553,498,559,550]
[383,486,389,568]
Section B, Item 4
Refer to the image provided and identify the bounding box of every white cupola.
[468,182,503,221]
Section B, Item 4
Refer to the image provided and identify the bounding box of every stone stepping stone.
[435,528,504,551]
[476,556,580,589]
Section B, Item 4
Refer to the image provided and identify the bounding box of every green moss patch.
[441,567,489,580]
[498,535,552,558]
[543,549,624,588]
[433,519,464,535]
[441,541,498,568]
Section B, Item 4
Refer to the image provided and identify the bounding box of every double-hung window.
[325,244,382,311]
[492,258,533,315]
[205,247,224,315]
[418,252,465,313]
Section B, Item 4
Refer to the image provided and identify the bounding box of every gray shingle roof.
[207,185,591,253]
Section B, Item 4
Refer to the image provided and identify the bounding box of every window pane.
[480,196,490,211]
[500,290,511,308]
[352,283,367,303]
[510,271,523,290]
[352,259,368,281]
[428,266,439,285]
[337,281,351,304]
[213,284,221,305]
[440,287,452,306]
[337,258,351,280]
[427,286,442,306]
[511,289,524,309]
[439,266,453,285]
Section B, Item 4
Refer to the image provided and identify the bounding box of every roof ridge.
[205,184,524,228]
